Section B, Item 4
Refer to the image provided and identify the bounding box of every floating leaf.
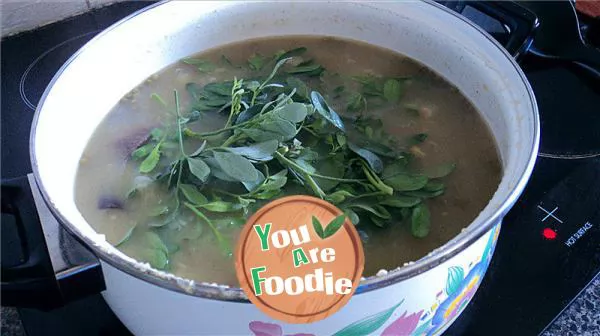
[423,180,445,192]
[380,196,421,208]
[348,143,383,174]
[179,184,208,205]
[276,47,307,61]
[344,208,360,225]
[141,232,169,269]
[402,189,444,198]
[311,91,346,131]
[287,77,310,100]
[349,203,391,219]
[273,103,308,123]
[235,104,262,125]
[227,140,279,162]
[183,58,216,72]
[347,93,366,112]
[242,170,266,192]
[332,301,404,336]
[323,214,347,238]
[197,201,242,212]
[385,174,428,191]
[213,152,259,182]
[424,162,456,179]
[139,144,161,173]
[248,53,267,71]
[383,79,402,102]
[131,143,154,160]
[115,225,136,247]
[187,157,211,182]
[411,203,431,238]
[242,118,297,142]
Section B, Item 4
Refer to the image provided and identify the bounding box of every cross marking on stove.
[537,205,563,224]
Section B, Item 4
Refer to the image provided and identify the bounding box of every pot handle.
[1,176,105,311]
[439,1,539,58]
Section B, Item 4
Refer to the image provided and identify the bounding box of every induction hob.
[1,2,599,335]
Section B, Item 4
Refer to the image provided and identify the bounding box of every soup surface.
[75,36,501,286]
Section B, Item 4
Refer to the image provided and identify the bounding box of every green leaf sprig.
[121,46,456,268]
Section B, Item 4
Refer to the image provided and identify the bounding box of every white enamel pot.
[31,1,539,335]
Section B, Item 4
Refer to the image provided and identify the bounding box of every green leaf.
[313,159,345,191]
[323,214,346,238]
[242,170,266,192]
[310,91,346,131]
[401,189,444,198]
[115,224,136,247]
[131,143,154,160]
[139,143,161,173]
[408,133,428,146]
[183,58,216,73]
[213,151,259,182]
[424,162,456,178]
[197,201,242,212]
[227,140,279,162]
[204,82,233,97]
[312,216,325,238]
[382,161,408,179]
[343,208,360,225]
[248,53,267,71]
[273,103,308,123]
[242,118,297,142]
[261,57,291,89]
[327,189,355,204]
[187,157,211,182]
[332,301,404,336]
[446,266,465,296]
[148,205,169,217]
[411,203,431,238]
[288,63,323,75]
[348,143,383,174]
[380,195,421,208]
[150,128,164,141]
[286,77,310,100]
[383,79,402,102]
[141,232,169,269]
[179,184,208,205]
[333,85,345,98]
[348,203,391,219]
[276,47,307,61]
[385,174,428,191]
[261,169,288,191]
[423,180,445,192]
[235,104,262,125]
[347,93,366,112]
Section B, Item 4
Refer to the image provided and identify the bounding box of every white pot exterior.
[31,1,538,335]
[100,224,501,335]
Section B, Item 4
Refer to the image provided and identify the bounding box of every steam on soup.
[75,36,501,286]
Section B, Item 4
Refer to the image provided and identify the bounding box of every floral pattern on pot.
[249,224,501,336]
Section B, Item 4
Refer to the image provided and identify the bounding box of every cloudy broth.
[75,36,501,286]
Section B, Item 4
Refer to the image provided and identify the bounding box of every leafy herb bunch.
[128,48,455,263]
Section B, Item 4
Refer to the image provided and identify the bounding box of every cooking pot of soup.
[27,1,538,334]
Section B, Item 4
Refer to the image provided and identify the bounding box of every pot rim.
[30,0,539,302]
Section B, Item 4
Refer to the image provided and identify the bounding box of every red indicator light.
[542,228,557,240]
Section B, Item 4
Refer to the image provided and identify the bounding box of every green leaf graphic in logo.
[332,300,404,336]
[446,266,465,296]
[312,214,346,239]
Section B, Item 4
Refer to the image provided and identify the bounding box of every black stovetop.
[2,2,599,335]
